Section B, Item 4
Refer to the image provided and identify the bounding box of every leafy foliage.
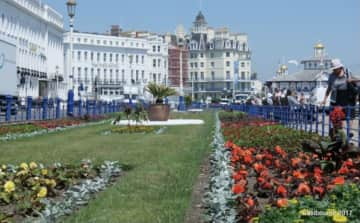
[146,82,176,104]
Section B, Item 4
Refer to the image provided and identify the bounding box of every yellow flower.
[0,169,4,176]
[16,169,29,176]
[251,217,259,223]
[289,199,298,205]
[1,165,6,170]
[299,209,310,216]
[29,162,38,169]
[41,169,48,176]
[4,181,15,193]
[20,163,29,170]
[37,187,47,198]
[45,179,56,187]
[333,214,348,223]
[264,204,271,210]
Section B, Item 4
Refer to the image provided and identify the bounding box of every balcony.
[187,78,253,83]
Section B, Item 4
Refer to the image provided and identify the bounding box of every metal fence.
[0,96,132,124]
[229,104,360,147]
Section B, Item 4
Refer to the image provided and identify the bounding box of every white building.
[0,0,65,99]
[267,43,333,104]
[63,28,168,102]
[186,12,256,100]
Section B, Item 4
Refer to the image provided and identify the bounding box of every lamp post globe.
[66,0,77,18]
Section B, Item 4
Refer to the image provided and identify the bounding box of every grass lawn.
[0,112,214,223]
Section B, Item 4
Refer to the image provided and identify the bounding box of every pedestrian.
[321,59,357,109]
[299,92,305,105]
[321,59,358,135]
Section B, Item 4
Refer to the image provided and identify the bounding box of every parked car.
[219,98,230,106]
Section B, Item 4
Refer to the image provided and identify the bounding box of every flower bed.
[0,124,44,136]
[110,125,159,134]
[205,112,360,223]
[0,160,121,222]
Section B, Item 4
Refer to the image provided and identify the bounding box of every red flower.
[344,158,353,167]
[255,154,264,161]
[225,141,234,149]
[264,159,272,167]
[253,163,264,173]
[338,165,349,175]
[232,183,246,194]
[244,155,253,164]
[276,185,287,197]
[257,177,266,184]
[291,158,301,168]
[277,198,288,208]
[275,145,283,155]
[261,182,273,190]
[293,170,306,180]
[313,186,325,196]
[246,197,255,207]
[297,183,311,195]
[332,176,345,185]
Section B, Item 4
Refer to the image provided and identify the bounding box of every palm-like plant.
[146,82,177,104]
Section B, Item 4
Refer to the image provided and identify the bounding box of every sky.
[46,0,360,81]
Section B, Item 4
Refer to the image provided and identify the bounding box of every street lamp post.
[55,65,59,98]
[66,0,76,116]
[178,46,186,111]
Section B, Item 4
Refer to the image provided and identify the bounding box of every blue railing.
[0,96,126,123]
[229,104,360,147]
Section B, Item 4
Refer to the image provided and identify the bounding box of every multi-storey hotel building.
[63,27,168,101]
[0,0,65,99]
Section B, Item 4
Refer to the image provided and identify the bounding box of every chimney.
[111,25,122,36]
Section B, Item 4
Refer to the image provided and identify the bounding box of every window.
[103,40,107,45]
[153,46,156,52]
[84,68,88,81]
[97,53,100,62]
[200,62,204,68]
[122,70,125,82]
[226,71,230,80]
[201,72,204,80]
[77,51,81,61]
[194,72,198,80]
[158,73,161,82]
[116,54,119,63]
[153,73,156,82]
[136,70,139,81]
[226,52,230,57]
[103,53,107,62]
[84,52,88,61]
[131,70,134,81]
[90,52,94,61]
[77,38,81,43]
[97,40,100,44]
[110,54,113,62]
[200,53,204,58]
[122,54,125,63]
[241,72,245,80]
[194,63,198,68]
[158,46,161,52]
[158,59,161,67]
[211,62,215,67]
[241,62,245,68]
[141,56,144,64]
[211,72,215,80]
[226,61,230,67]
[141,70,145,80]
[97,69,101,80]
[109,41,113,45]
[84,38,88,43]
[104,69,107,81]
[110,69,113,83]
[153,59,156,67]
[136,55,139,64]
[91,68,94,82]
[129,55,133,64]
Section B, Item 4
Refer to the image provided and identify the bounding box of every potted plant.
[146,82,176,121]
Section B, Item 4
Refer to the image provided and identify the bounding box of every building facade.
[63,29,168,102]
[165,30,189,93]
[266,43,337,104]
[0,0,65,99]
[186,12,255,100]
